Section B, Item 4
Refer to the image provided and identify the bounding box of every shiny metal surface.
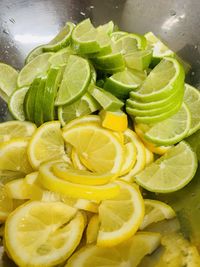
[0,0,200,265]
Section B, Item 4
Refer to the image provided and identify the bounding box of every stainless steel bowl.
[0,0,200,266]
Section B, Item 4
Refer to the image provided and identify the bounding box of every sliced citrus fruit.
[0,184,13,222]
[43,22,74,52]
[55,55,91,106]
[17,52,53,87]
[28,121,70,169]
[86,214,99,244]
[62,197,99,213]
[124,49,152,71]
[71,148,87,170]
[130,57,185,102]
[143,103,191,145]
[184,83,200,136]
[144,147,154,166]
[52,162,116,185]
[58,92,99,126]
[103,68,146,99]
[4,201,85,267]
[140,199,176,230]
[66,232,160,267]
[63,114,100,130]
[111,31,127,42]
[0,121,36,143]
[88,84,124,111]
[9,86,29,121]
[0,138,33,177]
[5,178,32,200]
[25,45,45,64]
[97,181,144,246]
[0,63,18,102]
[135,141,198,193]
[39,161,120,201]
[34,76,46,126]
[99,109,128,132]
[120,129,146,182]
[134,123,172,155]
[48,46,74,66]
[62,122,124,174]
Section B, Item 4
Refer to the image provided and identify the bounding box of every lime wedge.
[90,63,97,84]
[142,103,191,145]
[18,52,54,87]
[43,22,74,52]
[131,57,185,101]
[97,21,114,35]
[103,69,146,99]
[92,52,125,73]
[113,34,147,53]
[58,92,100,126]
[55,55,90,106]
[111,31,127,42]
[124,49,152,71]
[24,77,41,121]
[9,86,29,121]
[0,63,18,102]
[145,32,174,59]
[25,45,45,64]
[49,46,74,67]
[43,67,63,122]
[72,19,100,54]
[128,82,183,110]
[34,77,46,126]
[184,84,200,137]
[135,141,197,193]
[88,84,124,111]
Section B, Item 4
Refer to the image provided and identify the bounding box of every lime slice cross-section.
[55,55,91,106]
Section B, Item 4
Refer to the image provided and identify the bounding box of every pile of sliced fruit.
[1,18,200,266]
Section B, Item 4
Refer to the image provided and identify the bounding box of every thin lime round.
[143,103,191,145]
[43,22,75,52]
[135,141,198,193]
[184,83,200,137]
[55,55,91,106]
[9,86,29,121]
[18,52,53,87]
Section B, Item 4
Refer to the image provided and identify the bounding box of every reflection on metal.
[162,13,185,31]
[14,34,55,44]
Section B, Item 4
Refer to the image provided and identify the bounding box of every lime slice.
[24,77,41,121]
[142,103,191,145]
[9,86,29,121]
[43,67,63,122]
[92,52,125,73]
[97,21,114,35]
[0,63,18,102]
[90,63,97,83]
[88,84,124,111]
[43,22,75,52]
[145,32,174,60]
[131,57,185,102]
[25,45,45,64]
[72,19,100,54]
[124,49,152,71]
[111,31,127,42]
[49,46,74,66]
[128,81,183,110]
[34,77,46,126]
[58,92,100,126]
[113,34,147,53]
[183,84,200,137]
[55,55,91,106]
[103,69,146,99]
[135,141,198,193]
[18,52,54,87]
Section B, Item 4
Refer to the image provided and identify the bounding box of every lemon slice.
[0,121,36,143]
[39,161,120,201]
[63,197,99,213]
[86,214,99,244]
[4,201,85,267]
[66,232,161,267]
[0,184,13,221]
[62,122,124,174]
[97,180,144,247]
[119,140,137,176]
[140,199,176,230]
[145,147,154,165]
[28,121,70,169]
[120,129,146,182]
[63,115,100,130]
[99,110,128,132]
[5,178,30,200]
[71,148,88,170]
[0,138,33,178]
[52,162,116,185]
